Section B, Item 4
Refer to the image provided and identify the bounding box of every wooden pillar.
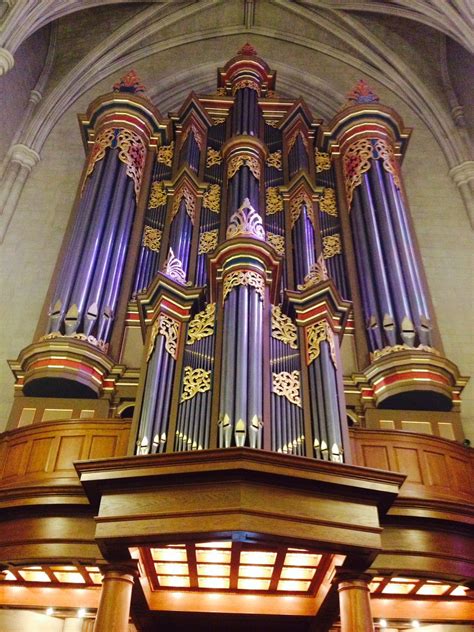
[93,564,137,632]
[337,574,374,632]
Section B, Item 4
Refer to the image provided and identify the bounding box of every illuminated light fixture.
[240,551,277,566]
[155,563,189,576]
[152,548,187,562]
[198,577,229,589]
[78,609,86,618]
[277,579,311,591]
[2,571,17,581]
[379,619,387,629]
[238,566,273,579]
[280,567,316,580]
[416,583,451,596]
[158,575,190,588]
[284,552,320,567]
[46,607,54,616]
[451,586,467,596]
[196,564,230,577]
[237,578,271,591]
[196,549,231,564]
[53,572,86,584]
[18,570,51,583]
[411,621,420,629]
[196,541,232,549]
[89,573,103,585]
[85,566,101,572]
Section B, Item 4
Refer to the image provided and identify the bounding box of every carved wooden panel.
[0,420,131,488]
[350,428,474,506]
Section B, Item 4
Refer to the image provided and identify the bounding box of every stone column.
[93,564,137,632]
[337,574,374,632]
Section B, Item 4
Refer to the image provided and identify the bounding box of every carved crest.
[226,198,265,240]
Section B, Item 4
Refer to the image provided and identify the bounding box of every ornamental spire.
[238,42,258,56]
[113,70,146,94]
[346,79,379,104]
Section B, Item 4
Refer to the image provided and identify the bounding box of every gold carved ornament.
[147,313,180,361]
[182,122,203,151]
[215,87,227,96]
[206,148,222,168]
[232,79,260,95]
[212,117,226,125]
[203,184,220,213]
[148,181,167,208]
[223,270,265,302]
[267,232,285,256]
[227,154,261,180]
[142,226,162,252]
[371,343,439,362]
[163,248,188,285]
[180,366,211,402]
[265,186,283,215]
[315,151,331,173]
[297,254,328,290]
[306,321,337,367]
[198,230,218,254]
[84,128,146,200]
[171,186,195,223]
[290,190,315,228]
[343,138,401,207]
[266,150,282,171]
[271,305,298,349]
[226,198,265,240]
[40,331,108,354]
[272,371,302,407]
[288,129,308,154]
[186,303,216,345]
[322,234,342,258]
[319,188,338,217]
[157,141,174,167]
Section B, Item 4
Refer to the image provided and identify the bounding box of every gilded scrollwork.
[227,153,261,180]
[206,148,222,168]
[297,254,328,290]
[212,117,226,125]
[171,185,195,223]
[287,130,308,153]
[265,119,279,128]
[322,234,342,258]
[319,187,338,216]
[232,79,261,95]
[40,331,108,354]
[84,128,146,200]
[315,151,331,172]
[371,344,440,362]
[146,313,180,361]
[266,150,282,171]
[223,270,265,302]
[290,190,315,228]
[272,370,302,407]
[226,198,265,240]
[198,229,218,254]
[271,305,298,349]
[163,248,188,285]
[306,321,337,367]
[343,138,400,207]
[180,366,211,402]
[148,181,167,208]
[265,186,283,214]
[143,226,162,252]
[267,232,285,256]
[203,183,221,213]
[186,303,216,345]
[157,141,174,167]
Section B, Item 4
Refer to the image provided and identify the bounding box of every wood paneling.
[0,419,131,488]
[350,429,474,506]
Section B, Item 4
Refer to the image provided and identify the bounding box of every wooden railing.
[350,428,473,506]
[0,419,131,488]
